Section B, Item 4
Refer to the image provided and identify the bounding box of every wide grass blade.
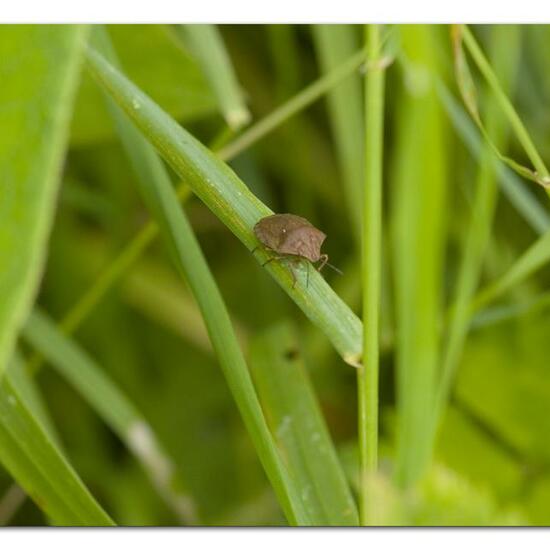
[312,24,364,241]
[0,25,87,375]
[22,309,197,524]
[90,29,309,525]
[85,46,363,368]
[249,321,359,526]
[0,370,114,525]
[392,26,448,487]
[175,25,251,130]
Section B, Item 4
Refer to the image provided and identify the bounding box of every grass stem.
[358,24,385,526]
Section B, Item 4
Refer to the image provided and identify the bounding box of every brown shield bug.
[253,213,340,287]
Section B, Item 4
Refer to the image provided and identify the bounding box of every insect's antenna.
[325,261,343,275]
[317,254,343,276]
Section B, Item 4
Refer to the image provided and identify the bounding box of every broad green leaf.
[0,25,87,376]
[250,321,359,526]
[0,371,114,525]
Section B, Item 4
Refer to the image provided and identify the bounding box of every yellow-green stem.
[358,24,385,526]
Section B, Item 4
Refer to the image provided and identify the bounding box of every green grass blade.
[26,45,369,368]
[90,31,310,525]
[6,353,59,444]
[312,24,364,241]
[359,24,385,525]
[433,25,520,448]
[85,46,363,368]
[455,25,550,190]
[472,229,550,312]
[0,371,114,525]
[22,309,197,524]
[175,25,251,130]
[249,321,359,526]
[218,46,368,163]
[0,25,87,375]
[392,26,448,487]
[436,81,550,235]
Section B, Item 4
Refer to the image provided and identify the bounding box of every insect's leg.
[316,254,329,272]
[251,245,260,254]
[262,254,285,268]
[290,264,297,289]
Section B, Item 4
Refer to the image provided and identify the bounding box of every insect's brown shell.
[253,213,326,263]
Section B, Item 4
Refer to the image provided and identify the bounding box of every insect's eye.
[282,229,286,233]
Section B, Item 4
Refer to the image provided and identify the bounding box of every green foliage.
[1,23,550,526]
[0,25,87,376]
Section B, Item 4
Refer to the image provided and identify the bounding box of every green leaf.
[0,370,114,525]
[250,321,359,526]
[85,46,363,368]
[22,309,197,524]
[392,26,448,486]
[175,25,251,130]
[0,25,87,376]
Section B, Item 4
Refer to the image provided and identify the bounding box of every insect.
[253,213,340,287]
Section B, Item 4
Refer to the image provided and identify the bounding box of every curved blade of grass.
[392,26,448,488]
[86,46,363,368]
[0,369,114,525]
[249,321,359,526]
[454,25,550,190]
[472,229,550,313]
[436,80,550,236]
[312,24,364,242]
[90,30,310,525]
[433,26,520,452]
[174,25,250,131]
[6,353,59,444]
[22,308,197,524]
[0,25,87,376]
